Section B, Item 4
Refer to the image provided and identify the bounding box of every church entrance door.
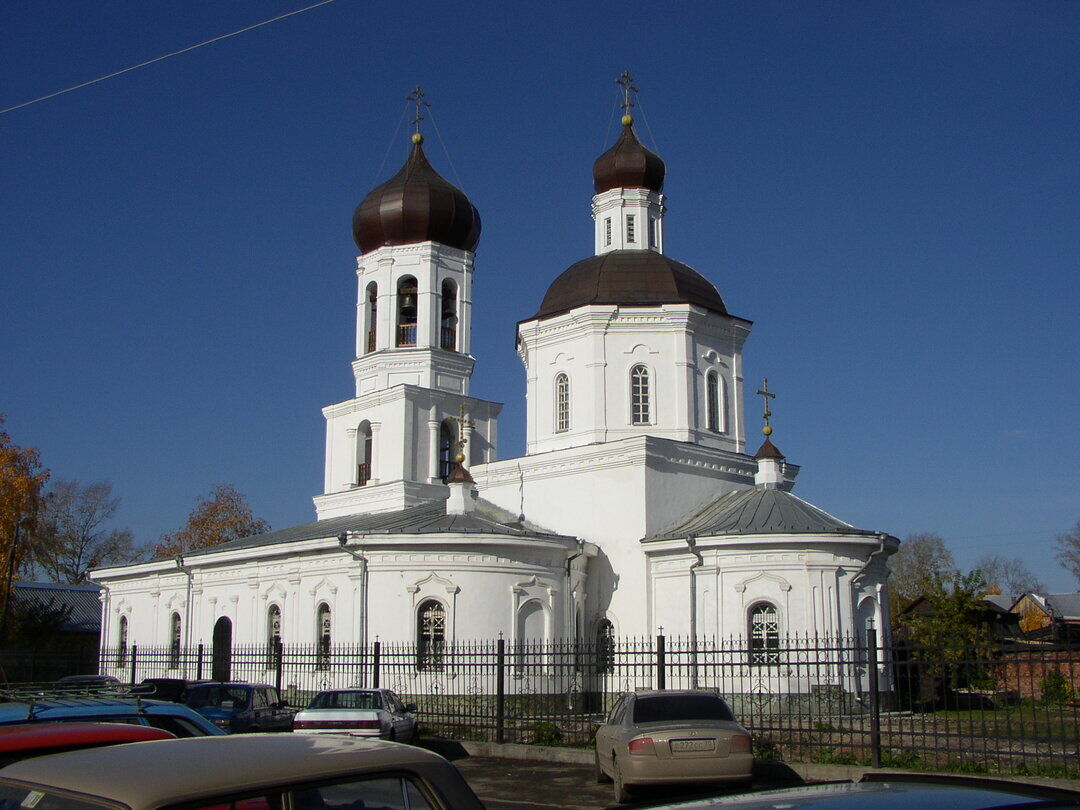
[212,617,233,682]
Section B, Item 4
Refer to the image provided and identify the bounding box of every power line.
[0,0,342,117]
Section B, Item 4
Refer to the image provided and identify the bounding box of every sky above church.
[2,1,1077,591]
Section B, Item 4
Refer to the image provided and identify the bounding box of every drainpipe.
[175,555,193,679]
[686,535,703,688]
[565,539,585,640]
[338,533,369,649]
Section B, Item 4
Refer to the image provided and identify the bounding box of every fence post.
[657,634,666,690]
[496,638,506,744]
[196,643,204,681]
[274,638,283,692]
[867,627,881,768]
[129,644,137,685]
[372,640,381,688]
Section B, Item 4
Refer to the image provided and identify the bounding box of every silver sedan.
[594,689,753,803]
[292,688,419,743]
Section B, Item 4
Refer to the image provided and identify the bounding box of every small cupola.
[752,378,786,488]
[446,461,477,515]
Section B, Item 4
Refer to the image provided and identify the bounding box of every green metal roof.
[186,500,574,558]
[647,486,883,542]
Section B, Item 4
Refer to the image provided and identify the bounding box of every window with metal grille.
[749,603,780,665]
[648,217,657,248]
[440,280,457,351]
[396,277,417,347]
[596,618,615,674]
[316,603,332,670]
[707,371,724,432]
[630,364,650,425]
[555,373,570,433]
[604,217,612,246]
[169,612,181,668]
[365,282,377,353]
[626,214,636,243]
[356,423,373,487]
[438,421,455,481]
[417,600,445,671]
[267,604,282,664]
[117,615,128,667]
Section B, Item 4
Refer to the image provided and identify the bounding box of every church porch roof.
[646,486,886,542]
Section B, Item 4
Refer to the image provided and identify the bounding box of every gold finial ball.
[455,452,465,463]
[762,425,773,436]
[621,114,634,127]
[411,132,423,144]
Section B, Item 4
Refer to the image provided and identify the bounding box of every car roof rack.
[0,684,154,720]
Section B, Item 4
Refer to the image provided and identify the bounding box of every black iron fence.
[92,633,1079,779]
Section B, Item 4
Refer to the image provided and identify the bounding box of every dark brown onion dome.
[754,438,786,460]
[533,250,728,320]
[592,121,666,194]
[352,139,481,254]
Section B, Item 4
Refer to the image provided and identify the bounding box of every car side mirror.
[404,703,417,713]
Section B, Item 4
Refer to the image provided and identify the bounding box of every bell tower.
[314,90,501,519]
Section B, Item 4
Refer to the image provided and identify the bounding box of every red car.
[0,722,175,767]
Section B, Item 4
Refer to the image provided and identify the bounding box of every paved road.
[449,755,778,810]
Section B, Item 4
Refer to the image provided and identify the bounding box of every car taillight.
[627,737,656,756]
[213,719,230,729]
[730,734,752,753]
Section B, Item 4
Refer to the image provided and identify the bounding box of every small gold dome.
[411,132,424,144]
[621,114,634,126]
[763,425,773,436]
[455,452,465,463]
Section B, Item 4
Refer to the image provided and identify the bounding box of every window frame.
[554,373,570,433]
[630,364,651,425]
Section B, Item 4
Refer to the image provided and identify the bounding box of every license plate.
[671,738,714,753]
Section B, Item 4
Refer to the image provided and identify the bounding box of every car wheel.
[594,750,611,783]
[387,729,396,742]
[612,755,632,803]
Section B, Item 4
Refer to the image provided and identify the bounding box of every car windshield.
[632,694,735,724]
[186,687,250,710]
[0,782,119,810]
[308,692,380,710]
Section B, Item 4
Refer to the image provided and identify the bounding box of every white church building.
[92,100,898,670]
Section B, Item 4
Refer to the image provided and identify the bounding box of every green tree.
[154,484,269,558]
[0,416,50,641]
[904,570,993,687]
[30,479,141,584]
[887,533,957,625]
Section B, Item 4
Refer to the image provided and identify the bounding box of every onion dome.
[352,136,481,254]
[533,250,727,320]
[592,119,666,194]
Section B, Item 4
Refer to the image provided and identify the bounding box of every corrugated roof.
[11,582,102,633]
[647,486,881,541]
[186,500,574,558]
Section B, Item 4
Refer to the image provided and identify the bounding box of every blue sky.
[2,1,1077,590]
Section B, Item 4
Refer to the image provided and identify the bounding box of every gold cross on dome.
[616,70,638,114]
[756,378,776,433]
[406,85,430,134]
[451,404,475,463]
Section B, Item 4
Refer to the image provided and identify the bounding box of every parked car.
[0,722,175,767]
[0,733,485,810]
[0,695,224,738]
[594,689,753,803]
[56,675,121,689]
[184,682,295,733]
[293,688,419,742]
[651,774,1080,809]
[136,678,209,703]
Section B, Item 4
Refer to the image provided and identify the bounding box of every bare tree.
[1055,520,1080,585]
[887,532,957,624]
[975,554,1043,598]
[30,479,139,584]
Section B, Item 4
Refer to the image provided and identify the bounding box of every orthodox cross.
[756,378,776,435]
[406,85,430,135]
[616,70,638,115]
[450,404,475,463]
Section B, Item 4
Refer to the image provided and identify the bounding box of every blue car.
[0,695,224,737]
[184,683,295,733]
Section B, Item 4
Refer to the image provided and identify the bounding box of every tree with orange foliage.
[0,415,50,640]
[153,484,269,559]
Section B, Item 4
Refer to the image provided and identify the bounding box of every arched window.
[356,421,373,487]
[417,600,445,671]
[554,373,570,433]
[396,277,418,347]
[706,371,727,433]
[267,605,282,664]
[630,365,651,425]
[438,421,456,481]
[596,618,615,674]
[117,615,128,667]
[169,612,181,668]
[440,280,457,351]
[749,603,780,665]
[365,282,378,353]
[316,603,331,670]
